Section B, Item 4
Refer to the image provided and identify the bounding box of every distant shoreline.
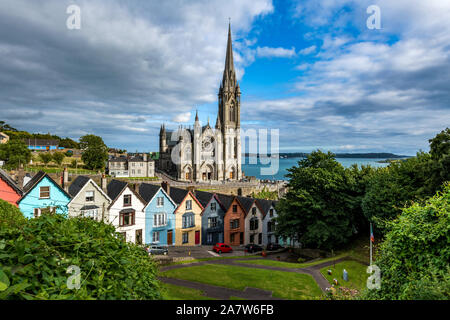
[244,152,411,159]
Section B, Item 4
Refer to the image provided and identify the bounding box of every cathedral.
[159,24,242,182]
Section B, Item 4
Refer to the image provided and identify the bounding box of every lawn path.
[159,256,363,296]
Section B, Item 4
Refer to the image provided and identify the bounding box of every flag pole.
[370,223,373,266]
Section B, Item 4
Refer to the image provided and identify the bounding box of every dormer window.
[85,191,94,202]
[123,194,132,207]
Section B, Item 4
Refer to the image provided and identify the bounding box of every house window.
[258,233,262,245]
[252,207,257,215]
[208,217,218,228]
[119,211,135,226]
[82,209,98,219]
[230,219,239,229]
[207,233,213,243]
[250,234,254,243]
[137,169,141,174]
[250,217,259,231]
[230,233,235,242]
[153,213,167,227]
[123,195,132,207]
[33,208,41,218]
[232,205,237,212]
[157,197,164,207]
[152,231,160,243]
[210,202,216,211]
[39,186,50,199]
[182,232,189,244]
[182,213,195,228]
[85,191,94,202]
[186,200,192,210]
[269,209,274,217]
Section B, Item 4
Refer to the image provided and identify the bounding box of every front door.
[135,229,142,244]
[195,230,200,245]
[167,230,173,245]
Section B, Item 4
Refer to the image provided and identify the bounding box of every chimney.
[187,186,195,196]
[63,167,69,192]
[23,173,32,188]
[161,181,170,196]
[17,168,25,189]
[101,173,107,192]
[143,153,148,162]
[134,183,140,193]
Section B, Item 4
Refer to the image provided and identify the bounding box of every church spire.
[224,22,235,75]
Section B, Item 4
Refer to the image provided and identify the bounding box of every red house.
[0,169,23,207]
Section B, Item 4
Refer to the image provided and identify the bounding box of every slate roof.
[257,198,273,216]
[168,187,190,205]
[236,196,255,214]
[0,169,22,195]
[193,190,215,208]
[23,171,46,193]
[68,176,90,197]
[138,183,161,203]
[106,179,128,201]
[216,193,234,211]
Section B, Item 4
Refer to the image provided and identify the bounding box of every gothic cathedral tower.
[217,23,242,180]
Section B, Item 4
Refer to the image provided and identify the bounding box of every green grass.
[235,258,306,269]
[116,177,159,181]
[162,264,323,300]
[161,283,215,300]
[26,166,96,174]
[320,261,368,291]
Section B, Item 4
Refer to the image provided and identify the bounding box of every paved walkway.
[159,256,363,299]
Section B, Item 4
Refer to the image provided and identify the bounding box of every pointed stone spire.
[195,109,199,122]
[215,114,221,129]
[224,22,235,75]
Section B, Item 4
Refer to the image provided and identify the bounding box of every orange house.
[224,197,248,246]
[0,169,23,207]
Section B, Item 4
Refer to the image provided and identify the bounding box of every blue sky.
[1,0,449,155]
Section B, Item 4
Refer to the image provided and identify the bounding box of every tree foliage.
[79,135,109,170]
[38,152,53,166]
[0,212,162,300]
[0,139,31,169]
[362,184,450,300]
[275,150,361,250]
[52,152,65,167]
[251,187,278,200]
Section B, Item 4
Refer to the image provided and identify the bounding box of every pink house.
[0,169,23,207]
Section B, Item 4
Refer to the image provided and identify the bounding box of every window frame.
[39,186,50,199]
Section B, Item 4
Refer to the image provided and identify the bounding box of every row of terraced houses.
[0,169,283,247]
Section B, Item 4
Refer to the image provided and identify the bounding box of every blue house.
[18,171,72,218]
[195,190,233,245]
[139,183,177,246]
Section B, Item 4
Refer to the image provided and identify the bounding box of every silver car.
[146,245,168,255]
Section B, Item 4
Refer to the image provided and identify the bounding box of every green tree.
[52,152,65,167]
[362,184,450,300]
[59,137,80,149]
[0,121,18,132]
[71,159,78,168]
[251,187,278,200]
[0,199,26,229]
[79,135,108,170]
[39,152,53,166]
[0,139,31,169]
[275,150,357,250]
[428,128,450,193]
[0,213,162,300]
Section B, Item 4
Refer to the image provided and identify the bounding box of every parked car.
[244,244,263,253]
[213,243,233,254]
[146,245,168,255]
[266,243,284,251]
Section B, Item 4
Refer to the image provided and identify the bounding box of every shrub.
[0,213,162,300]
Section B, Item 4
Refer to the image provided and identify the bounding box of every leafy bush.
[362,184,450,300]
[0,213,162,300]
[0,199,26,229]
[52,152,65,166]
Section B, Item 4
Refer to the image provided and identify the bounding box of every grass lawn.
[235,259,306,269]
[162,264,323,300]
[320,260,368,291]
[164,255,260,266]
[161,283,215,300]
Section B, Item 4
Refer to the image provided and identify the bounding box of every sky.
[0,0,449,156]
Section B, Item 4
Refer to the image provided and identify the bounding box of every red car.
[212,243,233,254]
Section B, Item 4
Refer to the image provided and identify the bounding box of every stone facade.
[108,154,155,178]
[159,24,242,182]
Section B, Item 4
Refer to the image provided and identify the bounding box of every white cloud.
[299,45,316,55]
[256,46,296,58]
[172,112,191,123]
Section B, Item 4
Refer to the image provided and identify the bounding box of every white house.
[107,179,147,244]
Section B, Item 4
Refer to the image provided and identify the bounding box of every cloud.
[256,46,296,58]
[172,112,191,123]
[298,45,316,55]
[0,0,273,150]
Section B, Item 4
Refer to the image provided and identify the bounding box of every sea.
[242,157,391,181]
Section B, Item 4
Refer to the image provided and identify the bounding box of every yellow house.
[169,186,204,246]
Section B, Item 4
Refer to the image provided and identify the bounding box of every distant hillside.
[244,152,410,159]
